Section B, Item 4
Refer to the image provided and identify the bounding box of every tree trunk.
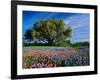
[48,38,53,46]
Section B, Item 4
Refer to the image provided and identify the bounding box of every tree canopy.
[24,19,72,46]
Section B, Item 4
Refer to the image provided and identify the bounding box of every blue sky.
[23,11,90,42]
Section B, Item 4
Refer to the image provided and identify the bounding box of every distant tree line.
[70,41,89,47]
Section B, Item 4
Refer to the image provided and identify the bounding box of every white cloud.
[64,14,89,30]
[64,14,90,42]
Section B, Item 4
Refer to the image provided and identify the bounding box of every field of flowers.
[22,47,89,69]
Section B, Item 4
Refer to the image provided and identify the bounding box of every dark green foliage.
[71,41,89,47]
[24,29,33,41]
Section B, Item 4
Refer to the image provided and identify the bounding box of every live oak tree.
[24,19,72,46]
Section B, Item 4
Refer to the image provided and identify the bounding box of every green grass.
[23,45,66,48]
